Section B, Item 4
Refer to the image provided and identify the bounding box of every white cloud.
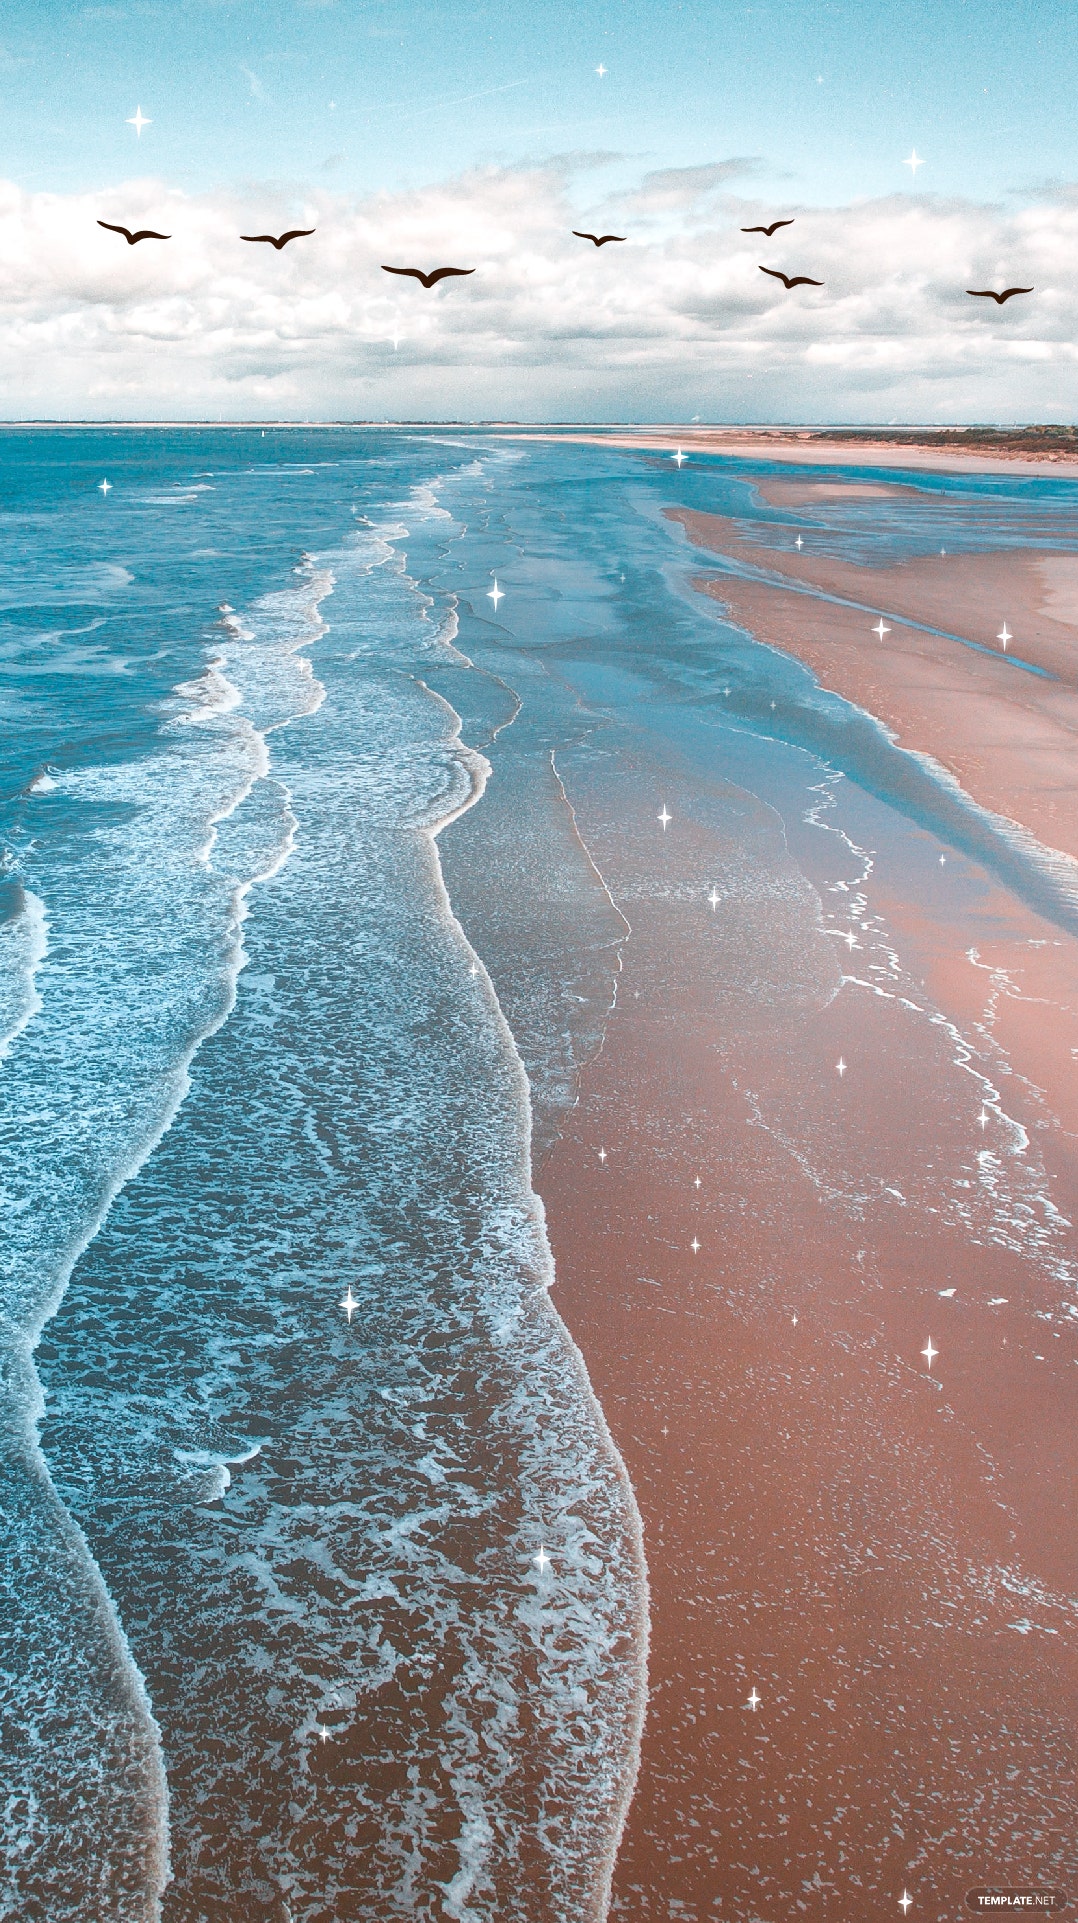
[0,162,1076,420]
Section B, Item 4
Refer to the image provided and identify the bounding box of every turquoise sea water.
[2,428,1076,1921]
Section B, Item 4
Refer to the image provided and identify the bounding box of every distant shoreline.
[7,419,1076,476]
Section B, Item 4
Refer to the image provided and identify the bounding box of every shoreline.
[521,471,1078,1912]
[500,428,1078,479]
[5,420,1078,478]
[536,721,1078,1915]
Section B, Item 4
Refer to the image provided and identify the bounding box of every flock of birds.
[94,215,1034,303]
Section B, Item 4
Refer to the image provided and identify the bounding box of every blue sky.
[0,0,1075,420]
[4,0,1071,208]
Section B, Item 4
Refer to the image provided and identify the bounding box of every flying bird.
[97,220,171,245]
[741,219,794,236]
[759,265,823,289]
[966,286,1033,304]
[572,230,626,246]
[381,265,475,288]
[240,228,316,250]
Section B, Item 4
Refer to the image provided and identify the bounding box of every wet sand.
[666,506,1078,875]
[538,767,1078,1917]
[520,491,1078,1916]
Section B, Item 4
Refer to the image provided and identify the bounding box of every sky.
[0,0,1075,422]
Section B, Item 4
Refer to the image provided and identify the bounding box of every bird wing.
[766,219,794,234]
[966,288,1032,301]
[241,234,278,244]
[423,267,476,284]
[572,231,600,243]
[381,265,428,282]
[787,275,823,286]
[595,235,626,245]
[278,229,316,245]
[132,230,171,242]
[97,220,134,241]
[759,266,792,285]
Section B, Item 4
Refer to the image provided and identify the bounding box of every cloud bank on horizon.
[1,157,1074,423]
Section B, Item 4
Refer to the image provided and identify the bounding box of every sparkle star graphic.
[340,1285,359,1322]
[997,622,1012,650]
[902,148,924,177]
[747,1687,761,1711]
[658,804,672,830]
[693,1175,702,1189]
[708,886,721,910]
[690,1236,701,1253]
[317,1723,333,1744]
[795,535,804,549]
[977,1106,990,1130]
[922,1337,937,1369]
[595,62,607,76]
[836,1057,847,1078]
[487,578,504,611]
[598,1147,608,1163]
[533,1544,552,1574]
[98,478,112,495]
[872,617,891,641]
[841,930,858,949]
[127,106,151,137]
[899,1894,913,1916]
[672,447,686,466]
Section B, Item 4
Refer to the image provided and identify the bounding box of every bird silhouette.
[966,286,1033,304]
[741,219,794,236]
[759,265,823,289]
[240,229,316,250]
[97,220,171,245]
[381,265,475,288]
[572,230,627,246]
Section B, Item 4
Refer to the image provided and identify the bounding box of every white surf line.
[11,565,337,1921]
[0,888,48,1063]
[416,679,650,1923]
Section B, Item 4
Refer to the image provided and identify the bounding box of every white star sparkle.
[690,1236,701,1254]
[708,886,721,910]
[922,1337,937,1369]
[317,1723,333,1744]
[657,804,672,830]
[598,1147,608,1163]
[693,1175,701,1189]
[595,62,607,76]
[747,1687,761,1711]
[127,106,151,137]
[899,1894,913,1916]
[836,1057,847,1078]
[872,617,891,641]
[672,447,686,467]
[795,535,804,549]
[340,1285,359,1323]
[487,577,504,611]
[977,1106,990,1131]
[997,622,1012,650]
[533,1544,552,1574]
[841,929,858,949]
[98,478,111,495]
[902,148,924,177]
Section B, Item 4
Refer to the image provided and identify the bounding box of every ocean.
[2,427,1076,1922]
